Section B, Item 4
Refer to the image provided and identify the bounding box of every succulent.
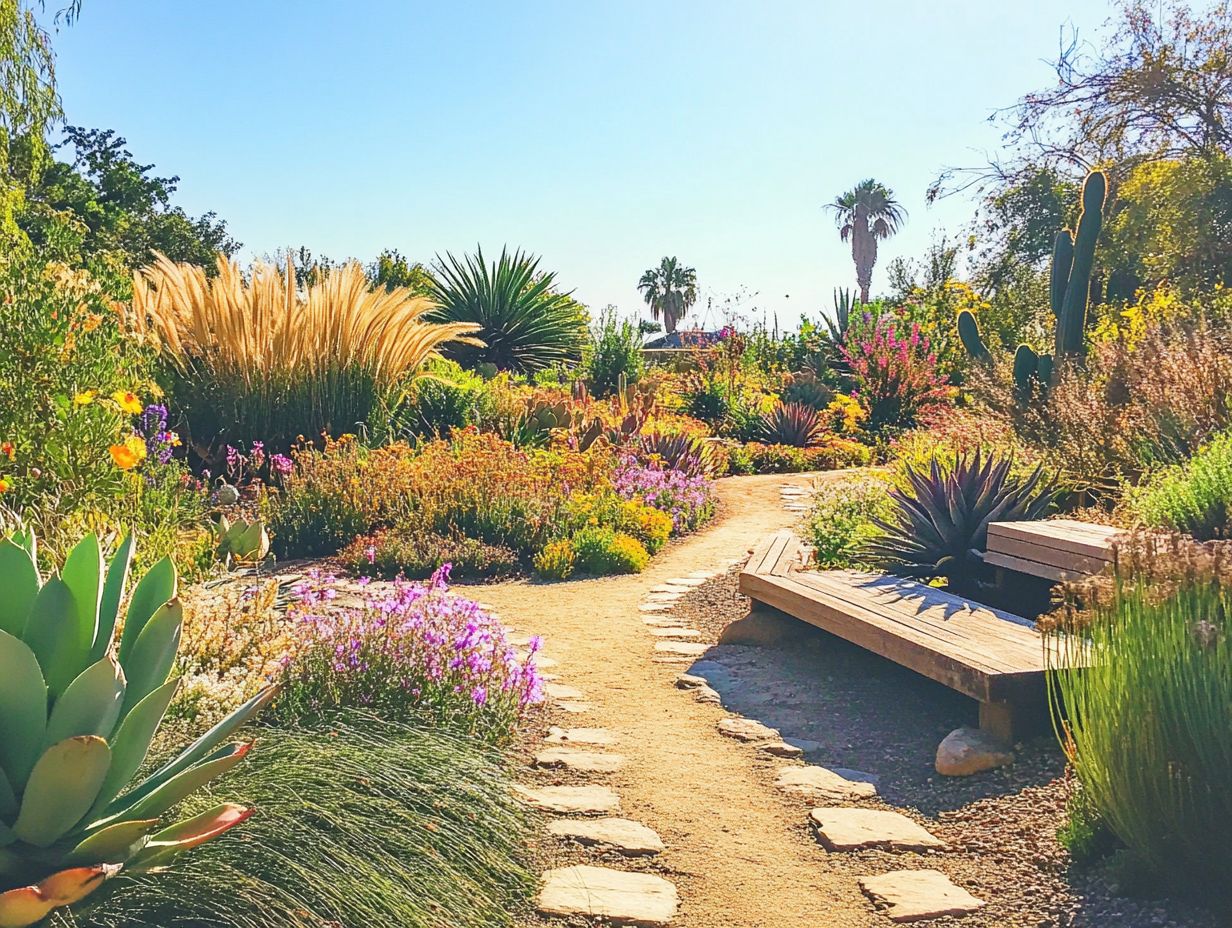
[637,430,715,478]
[780,371,833,410]
[861,451,1059,593]
[0,531,275,926]
[214,482,241,507]
[214,516,271,565]
[958,169,1107,401]
[756,402,826,448]
[826,287,858,344]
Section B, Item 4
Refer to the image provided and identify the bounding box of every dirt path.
[457,473,876,928]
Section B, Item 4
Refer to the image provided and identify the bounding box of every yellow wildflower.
[109,436,147,470]
[73,390,97,407]
[82,312,103,332]
[112,391,144,414]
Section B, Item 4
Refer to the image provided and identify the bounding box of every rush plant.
[0,531,274,926]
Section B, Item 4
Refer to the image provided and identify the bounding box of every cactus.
[957,168,1108,400]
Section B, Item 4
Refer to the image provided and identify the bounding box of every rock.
[538,865,678,925]
[638,602,672,613]
[532,655,558,669]
[859,870,984,922]
[832,768,881,787]
[694,685,721,704]
[546,726,617,747]
[643,615,689,628]
[760,741,804,758]
[675,673,708,689]
[775,766,878,802]
[648,627,702,638]
[717,605,813,647]
[643,592,681,603]
[654,641,708,657]
[547,818,665,856]
[515,785,620,815]
[652,656,694,664]
[665,577,707,587]
[810,808,947,852]
[534,749,626,773]
[935,727,1014,777]
[555,701,593,714]
[783,737,821,754]
[545,683,585,701]
[717,717,780,742]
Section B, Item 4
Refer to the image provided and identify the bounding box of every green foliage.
[428,246,588,374]
[532,539,575,580]
[862,451,1058,592]
[63,713,536,928]
[342,529,519,581]
[395,359,488,438]
[757,402,824,447]
[729,439,871,475]
[1048,553,1232,903]
[1127,430,1232,540]
[369,248,434,295]
[571,525,650,575]
[0,532,272,927]
[805,476,894,568]
[584,305,645,397]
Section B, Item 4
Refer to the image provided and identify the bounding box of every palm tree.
[637,257,697,336]
[826,179,907,303]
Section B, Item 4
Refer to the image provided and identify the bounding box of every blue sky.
[49,1,1113,329]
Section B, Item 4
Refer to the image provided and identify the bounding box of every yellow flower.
[73,390,97,407]
[168,431,182,447]
[109,436,147,470]
[112,391,143,414]
[82,312,102,332]
[0,477,10,494]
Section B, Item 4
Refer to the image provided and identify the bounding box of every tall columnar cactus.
[0,531,276,927]
[957,169,1108,399]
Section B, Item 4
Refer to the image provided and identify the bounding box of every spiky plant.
[0,531,275,927]
[757,402,826,447]
[127,253,481,460]
[862,451,1058,593]
[427,247,587,374]
[637,430,715,478]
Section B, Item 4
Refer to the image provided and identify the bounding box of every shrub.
[395,358,488,438]
[1127,430,1232,539]
[273,566,543,739]
[806,476,894,568]
[780,370,832,410]
[68,713,536,928]
[736,439,871,474]
[127,255,479,459]
[572,525,650,574]
[533,539,576,579]
[842,313,950,434]
[428,246,587,374]
[585,305,645,396]
[613,455,716,533]
[1048,544,1232,903]
[756,402,825,447]
[341,528,520,580]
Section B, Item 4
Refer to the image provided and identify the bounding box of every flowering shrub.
[805,476,895,568]
[572,525,650,574]
[842,313,950,434]
[728,439,871,475]
[274,566,543,741]
[613,454,716,533]
[533,539,577,579]
[341,529,520,580]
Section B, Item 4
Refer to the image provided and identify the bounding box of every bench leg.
[978,701,1016,742]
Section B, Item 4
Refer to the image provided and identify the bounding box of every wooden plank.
[988,520,1122,561]
[983,551,1072,583]
[743,531,785,578]
[769,534,803,577]
[985,533,1110,575]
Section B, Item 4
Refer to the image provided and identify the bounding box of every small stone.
[935,727,1014,777]
[694,685,721,704]
[546,683,585,701]
[515,785,620,815]
[556,701,593,713]
[832,768,881,787]
[717,717,780,742]
[675,673,708,689]
[783,737,821,753]
[535,749,626,773]
[859,870,984,922]
[537,865,678,925]
[666,577,707,587]
[546,726,617,747]
[648,627,701,638]
[810,808,947,852]
[761,741,803,758]
[775,766,878,802]
[654,641,708,657]
[547,818,665,855]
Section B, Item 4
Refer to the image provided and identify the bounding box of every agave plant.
[757,402,825,447]
[213,516,271,566]
[862,451,1058,593]
[428,246,588,374]
[0,531,275,926]
[637,430,715,478]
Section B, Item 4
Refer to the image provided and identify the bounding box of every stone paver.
[833,767,881,787]
[694,685,721,704]
[555,700,593,713]
[515,785,620,815]
[654,641,708,657]
[775,766,878,802]
[545,682,585,701]
[639,602,673,613]
[546,726,617,747]
[665,577,707,587]
[859,870,985,922]
[533,655,559,669]
[538,865,678,926]
[535,748,626,773]
[675,672,707,689]
[717,717,780,742]
[760,741,804,758]
[648,627,702,638]
[643,592,682,603]
[643,615,689,628]
[810,808,947,852]
[547,818,666,856]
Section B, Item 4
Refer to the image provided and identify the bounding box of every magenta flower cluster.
[278,565,544,739]
[841,313,949,432]
[225,441,293,486]
[613,454,716,533]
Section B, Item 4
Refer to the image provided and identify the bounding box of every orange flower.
[111,391,143,415]
[0,477,10,494]
[0,442,13,461]
[82,312,103,332]
[109,436,147,470]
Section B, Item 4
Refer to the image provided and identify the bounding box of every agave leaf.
[88,677,180,817]
[118,600,182,717]
[63,817,158,866]
[127,803,253,872]
[13,737,111,848]
[0,864,119,928]
[9,529,36,565]
[0,769,16,819]
[92,534,135,663]
[107,742,251,825]
[0,541,39,639]
[0,631,47,791]
[44,658,127,747]
[117,556,177,666]
[21,578,89,699]
[60,535,103,663]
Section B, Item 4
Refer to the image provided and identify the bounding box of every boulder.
[935,727,1014,777]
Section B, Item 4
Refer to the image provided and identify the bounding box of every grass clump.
[1127,429,1232,539]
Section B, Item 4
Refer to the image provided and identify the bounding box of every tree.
[826,179,906,303]
[637,256,697,335]
[370,248,434,296]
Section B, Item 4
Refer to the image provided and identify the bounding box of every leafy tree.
[371,248,434,295]
[826,179,906,303]
[637,256,697,335]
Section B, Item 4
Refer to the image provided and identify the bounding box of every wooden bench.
[985,519,1123,582]
[739,531,1069,740]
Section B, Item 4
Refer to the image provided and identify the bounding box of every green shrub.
[1127,430,1232,539]
[572,525,650,574]
[66,714,536,928]
[806,476,894,568]
[1048,550,1232,903]
[394,358,488,438]
[342,528,519,580]
[533,539,576,579]
[737,439,871,474]
[584,305,645,396]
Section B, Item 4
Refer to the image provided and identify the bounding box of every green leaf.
[63,817,158,866]
[92,534,134,663]
[106,742,249,825]
[0,768,16,819]
[118,600,181,717]
[0,541,40,639]
[21,578,90,699]
[0,630,48,791]
[88,677,179,817]
[13,737,111,848]
[60,535,103,662]
[118,557,176,666]
[45,658,126,747]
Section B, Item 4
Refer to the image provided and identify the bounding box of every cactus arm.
[1057,170,1106,356]
[956,310,990,361]
[1050,230,1074,319]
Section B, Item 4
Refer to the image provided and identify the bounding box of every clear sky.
[49,0,1114,329]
